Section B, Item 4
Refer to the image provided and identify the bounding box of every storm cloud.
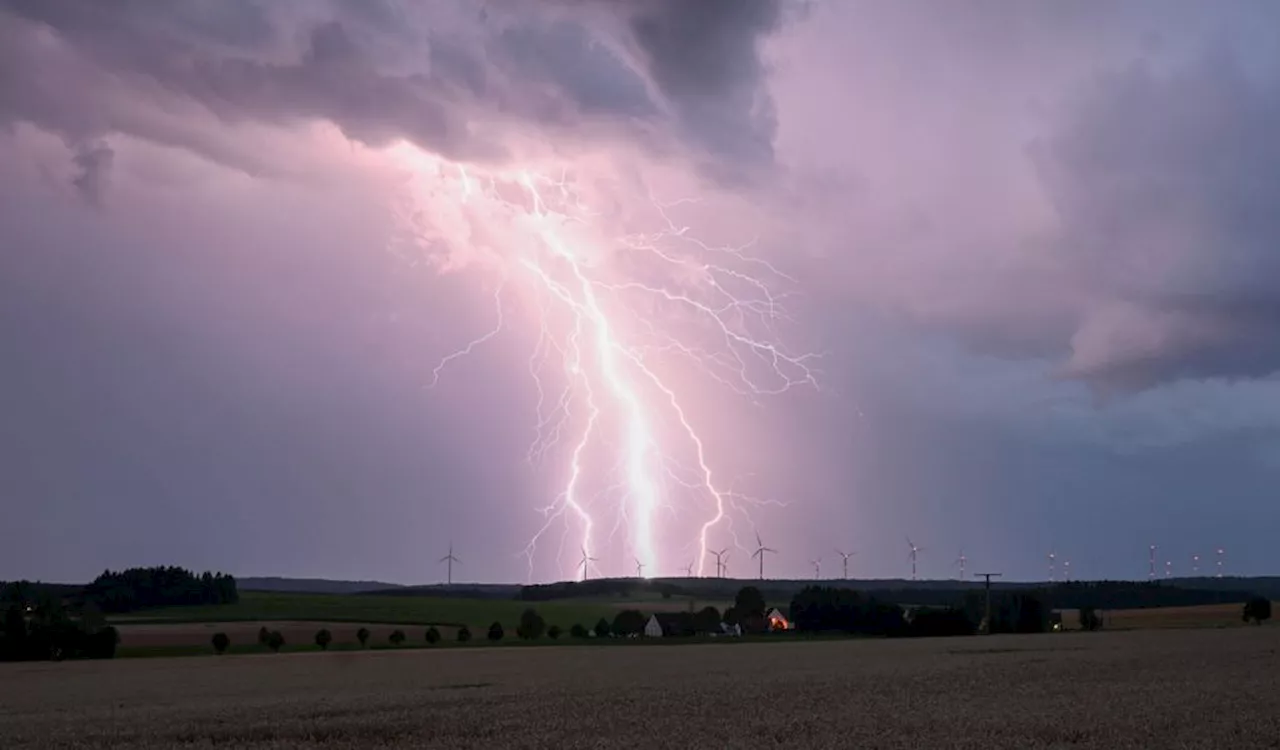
[4,0,1280,584]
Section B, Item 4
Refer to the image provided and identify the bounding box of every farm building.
[644,613,694,637]
[766,608,792,631]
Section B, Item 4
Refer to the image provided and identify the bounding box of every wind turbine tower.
[906,537,923,581]
[809,557,822,580]
[1165,560,1172,579]
[1192,554,1201,576]
[752,532,777,580]
[1148,544,1157,581]
[835,549,856,580]
[578,546,598,582]
[955,551,968,581]
[681,561,694,577]
[1062,560,1071,582]
[439,542,461,586]
[711,548,729,578]
[1216,548,1225,578]
[1048,551,1057,583]
[635,558,646,579]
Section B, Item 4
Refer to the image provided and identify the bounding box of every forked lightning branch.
[389,142,819,582]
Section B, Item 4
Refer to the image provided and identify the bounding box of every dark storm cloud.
[1030,53,1280,392]
[0,0,789,197]
[619,0,784,169]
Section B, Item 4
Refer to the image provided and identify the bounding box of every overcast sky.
[3,0,1279,585]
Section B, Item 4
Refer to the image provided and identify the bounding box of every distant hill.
[236,577,407,595]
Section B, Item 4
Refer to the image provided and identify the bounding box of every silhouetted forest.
[81,566,239,613]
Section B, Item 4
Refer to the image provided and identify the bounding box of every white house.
[643,614,665,638]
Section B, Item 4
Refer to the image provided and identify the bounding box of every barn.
[766,608,792,631]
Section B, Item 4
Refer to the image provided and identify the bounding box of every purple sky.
[3,0,1280,585]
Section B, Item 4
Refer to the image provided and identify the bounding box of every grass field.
[3,627,1278,748]
[1060,601,1276,630]
[117,591,619,630]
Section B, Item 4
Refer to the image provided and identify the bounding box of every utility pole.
[974,572,1002,635]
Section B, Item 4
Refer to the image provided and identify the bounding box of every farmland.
[116,591,619,630]
[3,627,1278,748]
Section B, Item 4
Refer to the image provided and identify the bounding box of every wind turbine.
[1148,544,1157,580]
[578,546,598,581]
[809,557,822,579]
[1192,554,1201,576]
[1047,551,1057,583]
[711,548,729,578]
[752,532,776,580]
[955,550,968,581]
[439,542,461,586]
[635,558,646,579]
[906,537,923,581]
[835,549,857,580]
[1216,548,1225,578]
[681,560,694,577]
[1165,560,1172,579]
[1062,560,1071,582]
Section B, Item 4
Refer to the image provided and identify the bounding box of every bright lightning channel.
[389,142,819,581]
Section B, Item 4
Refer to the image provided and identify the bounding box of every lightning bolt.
[389,142,819,581]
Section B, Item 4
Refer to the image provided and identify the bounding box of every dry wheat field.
[2,627,1278,749]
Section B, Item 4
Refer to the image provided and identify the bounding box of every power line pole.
[974,572,1002,635]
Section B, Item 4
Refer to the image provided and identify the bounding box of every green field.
[117,591,621,630]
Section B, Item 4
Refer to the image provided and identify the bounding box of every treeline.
[790,586,1051,636]
[1,601,118,662]
[520,579,684,601]
[82,566,238,613]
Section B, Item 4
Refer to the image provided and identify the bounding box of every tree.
[266,631,285,653]
[389,629,406,646]
[694,606,722,634]
[257,626,271,647]
[594,617,612,638]
[518,608,546,640]
[1079,606,1103,632]
[425,627,441,645]
[569,623,588,639]
[457,625,472,643]
[1243,597,1272,625]
[547,625,563,639]
[315,629,333,650]
[487,622,504,642]
[612,609,647,637]
[211,632,230,655]
[356,627,370,647]
[734,586,767,619]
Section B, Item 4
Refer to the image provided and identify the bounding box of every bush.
[569,623,588,639]
[389,629,406,646]
[1243,597,1272,625]
[1079,607,1103,631]
[612,609,647,637]
[425,627,441,645]
[257,626,271,647]
[487,622,504,642]
[547,625,562,639]
[211,632,230,655]
[315,629,332,650]
[266,631,285,653]
[517,608,546,640]
[356,627,370,647]
[457,625,472,643]
[594,617,612,638]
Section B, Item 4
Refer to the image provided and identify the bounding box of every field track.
[3,627,1278,748]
